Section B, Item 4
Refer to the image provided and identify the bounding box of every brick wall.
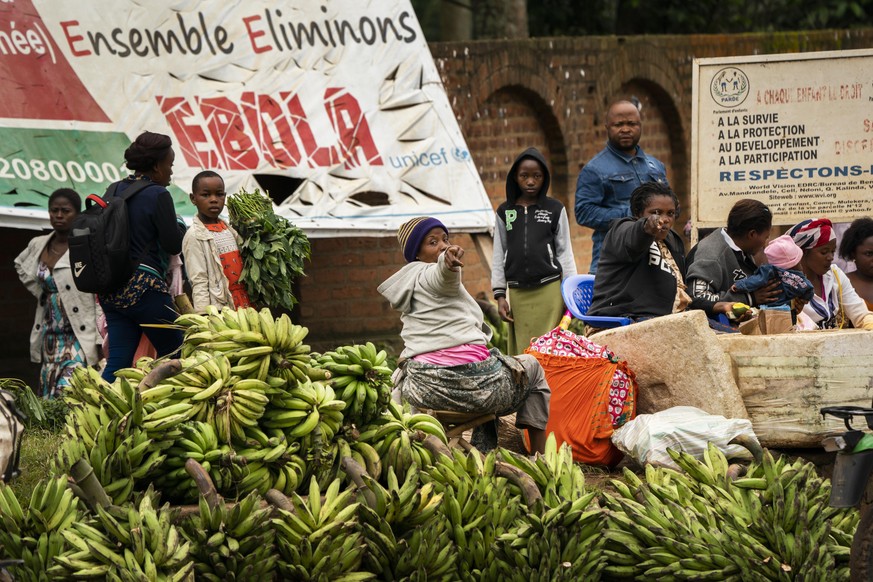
[4,30,873,360]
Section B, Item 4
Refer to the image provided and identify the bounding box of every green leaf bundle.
[227,189,311,312]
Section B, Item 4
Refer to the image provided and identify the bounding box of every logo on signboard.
[710,67,750,107]
[451,148,470,162]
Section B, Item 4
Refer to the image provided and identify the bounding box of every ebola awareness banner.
[692,49,873,229]
[0,0,492,235]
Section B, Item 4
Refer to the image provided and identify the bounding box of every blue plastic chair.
[561,274,632,329]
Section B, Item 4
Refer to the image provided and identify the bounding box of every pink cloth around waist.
[412,344,491,366]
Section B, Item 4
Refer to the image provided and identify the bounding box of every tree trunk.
[441,0,474,41]
[473,0,529,39]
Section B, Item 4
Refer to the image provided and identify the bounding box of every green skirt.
[507,279,565,355]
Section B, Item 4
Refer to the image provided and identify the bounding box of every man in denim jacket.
[574,100,669,274]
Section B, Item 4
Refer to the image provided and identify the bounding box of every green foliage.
[228,188,311,313]
[412,0,873,38]
[1,378,68,431]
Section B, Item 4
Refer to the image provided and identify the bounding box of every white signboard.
[692,49,873,229]
[0,0,493,236]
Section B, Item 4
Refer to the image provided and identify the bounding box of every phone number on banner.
[0,157,125,184]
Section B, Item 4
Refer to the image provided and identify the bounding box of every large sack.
[527,351,633,467]
[592,310,748,420]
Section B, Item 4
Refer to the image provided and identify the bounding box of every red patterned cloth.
[203,221,251,309]
[527,327,636,428]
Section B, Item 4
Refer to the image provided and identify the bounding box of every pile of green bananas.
[356,401,448,478]
[495,493,606,581]
[152,422,229,502]
[49,489,192,580]
[0,476,83,581]
[55,418,164,506]
[182,492,277,581]
[271,477,366,581]
[318,342,393,426]
[262,378,346,443]
[175,306,325,384]
[601,443,857,580]
[498,435,589,505]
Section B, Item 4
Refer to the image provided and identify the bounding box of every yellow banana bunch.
[181,492,278,580]
[176,307,325,384]
[318,342,393,426]
[50,488,193,581]
[261,379,345,444]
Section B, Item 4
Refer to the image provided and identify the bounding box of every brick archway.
[460,58,571,205]
[594,46,690,231]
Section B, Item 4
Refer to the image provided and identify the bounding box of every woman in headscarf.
[789,218,873,330]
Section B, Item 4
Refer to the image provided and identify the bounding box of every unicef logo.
[710,67,749,108]
[451,148,470,162]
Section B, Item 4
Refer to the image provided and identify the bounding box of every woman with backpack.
[99,131,185,381]
[14,189,102,397]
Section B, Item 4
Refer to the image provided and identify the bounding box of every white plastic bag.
[610,406,760,469]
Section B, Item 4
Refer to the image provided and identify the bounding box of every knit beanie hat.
[397,217,447,262]
[764,235,803,269]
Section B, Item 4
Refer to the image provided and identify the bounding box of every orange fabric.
[524,351,633,467]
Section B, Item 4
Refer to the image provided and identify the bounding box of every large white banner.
[692,49,873,229]
[0,0,493,235]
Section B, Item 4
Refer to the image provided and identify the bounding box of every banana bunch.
[50,489,192,581]
[358,402,447,478]
[495,493,606,581]
[262,379,345,443]
[318,342,393,426]
[353,463,444,529]
[54,418,164,505]
[335,436,383,482]
[138,351,235,431]
[271,477,366,580]
[64,366,132,418]
[175,306,324,384]
[498,435,587,505]
[221,454,306,498]
[419,448,525,580]
[181,492,277,581]
[213,377,271,445]
[152,421,232,503]
[358,503,457,581]
[601,443,857,580]
[0,477,82,582]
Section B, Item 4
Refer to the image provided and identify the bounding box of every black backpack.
[69,180,151,294]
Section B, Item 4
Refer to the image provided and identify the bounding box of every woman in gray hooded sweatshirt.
[378,217,551,454]
[491,148,577,354]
